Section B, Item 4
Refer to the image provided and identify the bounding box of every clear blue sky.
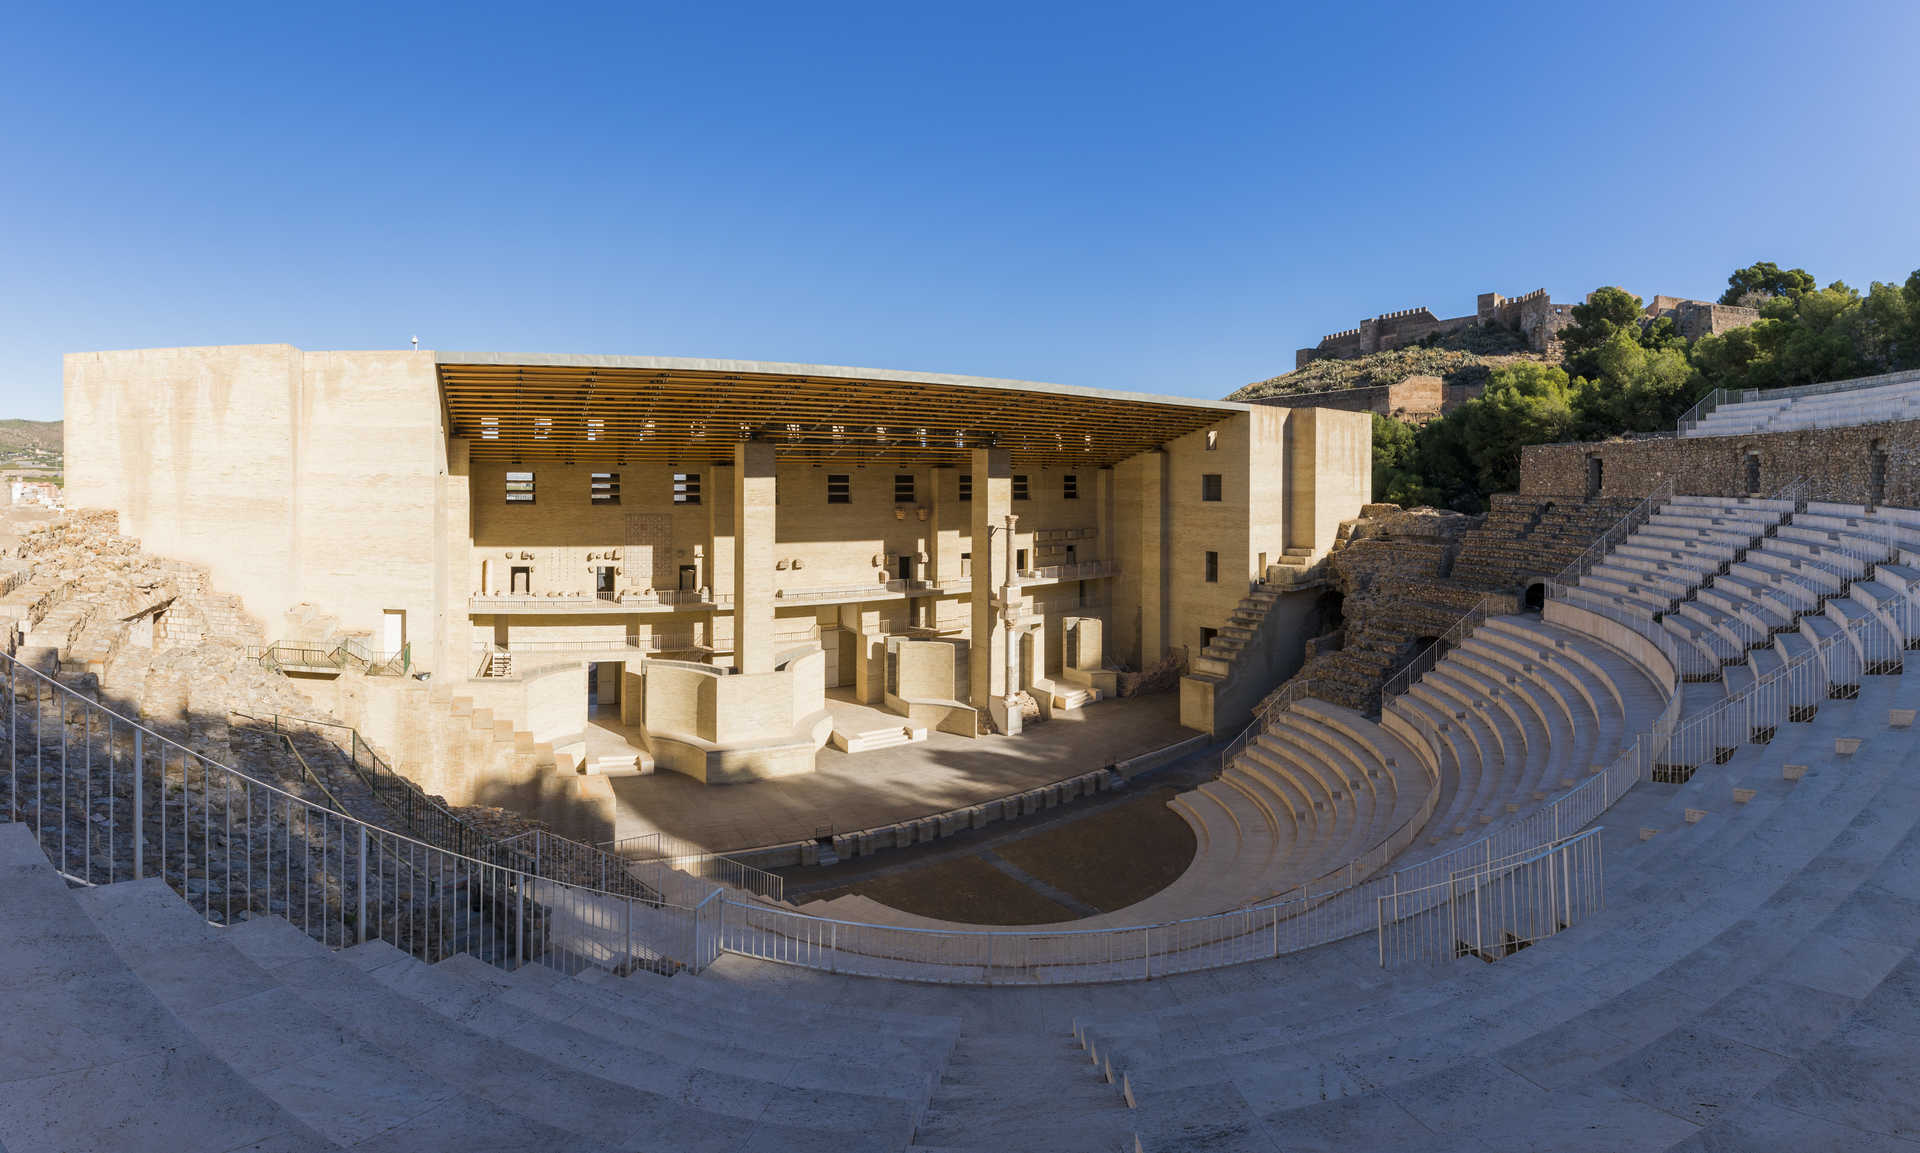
[4,1,1917,421]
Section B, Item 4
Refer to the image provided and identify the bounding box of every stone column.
[733,441,777,674]
[969,448,1013,727]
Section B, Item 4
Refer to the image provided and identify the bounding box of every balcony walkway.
[604,692,1194,854]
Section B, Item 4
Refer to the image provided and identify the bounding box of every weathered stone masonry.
[1520,420,1920,507]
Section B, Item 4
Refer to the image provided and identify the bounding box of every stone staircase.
[1188,583,1281,681]
[831,722,931,754]
[0,822,967,1153]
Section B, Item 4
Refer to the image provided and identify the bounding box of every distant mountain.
[0,420,63,458]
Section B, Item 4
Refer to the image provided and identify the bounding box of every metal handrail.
[1546,478,1675,590]
[1677,368,1920,438]
[1379,595,1493,706]
[599,831,786,904]
[5,651,722,976]
[228,708,491,860]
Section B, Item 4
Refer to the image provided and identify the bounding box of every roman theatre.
[9,345,1919,1149]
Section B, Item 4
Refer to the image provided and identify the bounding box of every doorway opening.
[1524,582,1546,612]
[587,661,622,710]
[381,610,406,658]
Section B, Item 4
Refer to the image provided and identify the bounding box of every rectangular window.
[958,474,972,502]
[1204,551,1219,582]
[1016,548,1029,572]
[673,472,701,505]
[827,474,852,504]
[590,472,620,505]
[894,473,915,504]
[1013,474,1030,501]
[1201,473,1223,502]
[1063,473,1078,500]
[505,471,535,504]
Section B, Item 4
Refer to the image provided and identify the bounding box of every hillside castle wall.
[1297,289,1760,370]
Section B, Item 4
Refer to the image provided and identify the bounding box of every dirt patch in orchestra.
[840,855,1077,924]
[992,786,1197,912]
[807,786,1197,926]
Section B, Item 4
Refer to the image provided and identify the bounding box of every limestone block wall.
[635,652,830,782]
[469,456,1104,610]
[64,345,447,672]
[470,461,712,595]
[1284,407,1373,559]
[1163,416,1254,662]
[1519,421,1920,507]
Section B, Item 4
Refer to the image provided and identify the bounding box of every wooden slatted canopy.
[437,353,1245,467]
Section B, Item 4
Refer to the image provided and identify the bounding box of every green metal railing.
[247,640,411,677]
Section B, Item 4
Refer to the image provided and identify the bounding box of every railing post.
[132,729,144,881]
[356,824,368,944]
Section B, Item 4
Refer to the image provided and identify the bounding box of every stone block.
[859,831,882,856]
[800,841,820,866]
[893,824,915,849]
[938,812,964,837]
[1640,827,1659,841]
[968,805,990,829]
[1891,708,1916,729]
[916,818,938,843]
[1732,787,1757,804]
[1784,763,1808,781]
[1685,808,1707,825]
[1835,737,1862,756]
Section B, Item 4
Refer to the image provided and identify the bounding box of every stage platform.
[603,692,1195,854]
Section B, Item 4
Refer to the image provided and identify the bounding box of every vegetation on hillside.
[1368,262,1920,513]
[0,420,63,475]
[1232,324,1538,404]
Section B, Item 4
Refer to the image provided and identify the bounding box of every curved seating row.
[1076,663,1920,1150]
[0,818,963,1153]
[1385,615,1664,865]
[1684,369,1920,439]
[1572,499,1919,695]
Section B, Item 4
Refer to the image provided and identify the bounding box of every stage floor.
[602,692,1195,854]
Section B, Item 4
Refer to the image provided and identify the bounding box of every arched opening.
[1523,581,1546,612]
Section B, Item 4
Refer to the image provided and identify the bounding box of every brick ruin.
[1267,494,1638,714]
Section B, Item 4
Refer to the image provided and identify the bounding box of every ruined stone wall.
[1297,287,1573,367]
[1520,421,1920,507]
[1643,297,1761,343]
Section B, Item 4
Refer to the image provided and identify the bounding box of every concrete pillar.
[708,461,738,609]
[1095,466,1115,567]
[970,449,1013,728]
[1135,452,1169,665]
[733,441,777,674]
